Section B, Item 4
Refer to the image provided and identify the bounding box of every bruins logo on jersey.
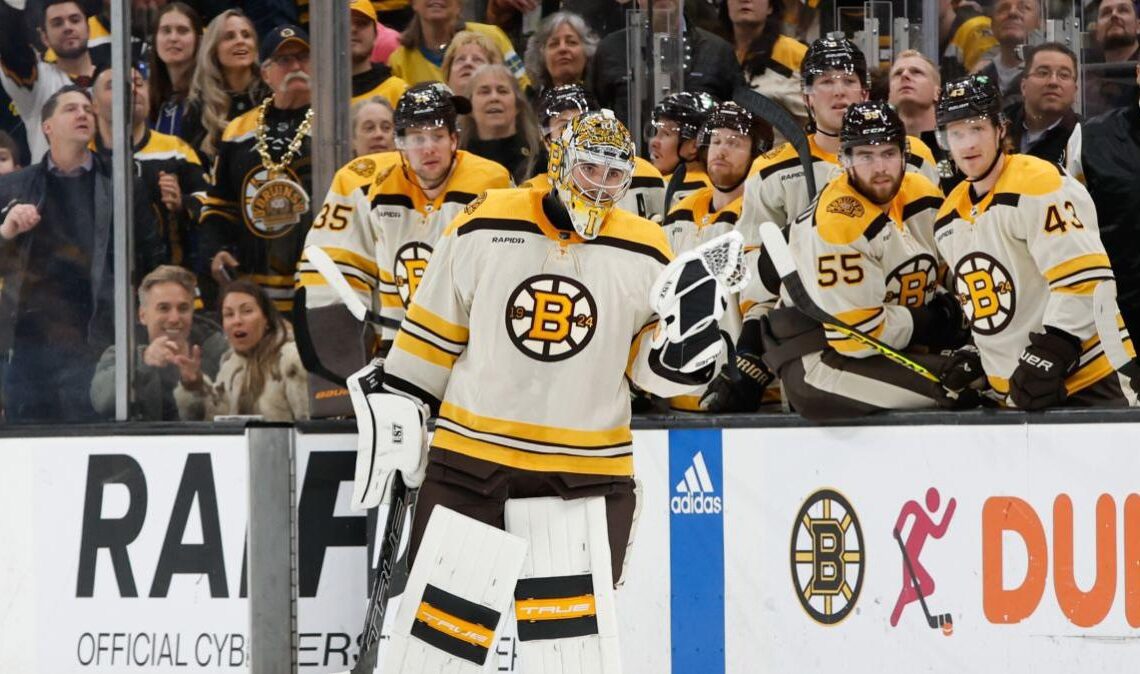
[790,488,864,626]
[826,196,865,219]
[505,274,598,362]
[394,242,433,307]
[242,165,309,238]
[884,254,938,308]
[348,157,377,178]
[954,253,1015,335]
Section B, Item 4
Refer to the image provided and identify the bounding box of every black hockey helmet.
[840,101,907,153]
[651,91,719,141]
[394,82,471,137]
[537,84,600,130]
[936,74,1003,128]
[801,33,868,89]
[697,101,772,158]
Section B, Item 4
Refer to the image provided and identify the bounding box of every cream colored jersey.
[665,164,712,212]
[662,190,746,410]
[523,156,667,222]
[790,171,944,357]
[933,154,1134,397]
[297,150,511,340]
[383,183,701,477]
[739,134,942,242]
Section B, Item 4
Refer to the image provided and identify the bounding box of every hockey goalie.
[343,109,746,673]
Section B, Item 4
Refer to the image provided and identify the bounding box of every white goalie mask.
[548,109,635,239]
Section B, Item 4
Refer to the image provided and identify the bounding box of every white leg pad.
[505,496,622,674]
[380,506,528,673]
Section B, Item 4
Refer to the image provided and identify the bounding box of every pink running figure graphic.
[891,487,956,634]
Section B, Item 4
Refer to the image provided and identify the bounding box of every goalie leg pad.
[347,361,427,509]
[381,506,528,673]
[506,496,623,674]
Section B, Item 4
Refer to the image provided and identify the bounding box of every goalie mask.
[549,109,635,239]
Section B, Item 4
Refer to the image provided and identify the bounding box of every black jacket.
[0,152,166,354]
[591,25,745,128]
[1004,103,1079,168]
[1082,103,1140,342]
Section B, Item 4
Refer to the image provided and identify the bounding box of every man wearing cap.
[349,0,408,108]
[200,24,315,312]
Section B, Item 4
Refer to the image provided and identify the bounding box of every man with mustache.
[200,24,315,313]
[1084,0,1140,113]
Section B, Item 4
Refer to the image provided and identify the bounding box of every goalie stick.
[1092,281,1139,391]
[303,246,402,331]
[734,88,818,201]
[894,529,953,635]
[757,221,941,383]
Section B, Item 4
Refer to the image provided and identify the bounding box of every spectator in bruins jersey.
[752,102,973,420]
[1003,43,1081,172]
[91,65,207,269]
[183,10,264,163]
[200,24,313,312]
[740,36,942,243]
[349,0,408,108]
[148,3,202,137]
[1,0,98,162]
[660,102,775,413]
[296,83,511,407]
[523,84,667,221]
[523,12,598,101]
[933,75,1135,409]
[388,0,529,89]
[648,91,717,211]
[939,0,999,81]
[722,0,808,128]
[977,0,1039,107]
[440,30,503,98]
[176,280,310,421]
[351,96,395,156]
[460,64,542,183]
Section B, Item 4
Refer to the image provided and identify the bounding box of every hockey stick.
[303,245,402,330]
[893,529,953,635]
[757,221,941,383]
[340,472,412,674]
[1092,281,1140,390]
[733,87,817,201]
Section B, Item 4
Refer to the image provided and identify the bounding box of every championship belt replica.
[251,97,314,233]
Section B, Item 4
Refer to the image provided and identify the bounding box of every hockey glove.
[347,359,428,509]
[1008,328,1081,410]
[938,345,987,393]
[699,350,775,412]
[909,292,970,350]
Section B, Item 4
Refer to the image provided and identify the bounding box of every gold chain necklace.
[254,97,314,175]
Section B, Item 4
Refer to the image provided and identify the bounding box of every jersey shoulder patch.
[464,190,488,215]
[815,178,883,245]
[749,142,798,176]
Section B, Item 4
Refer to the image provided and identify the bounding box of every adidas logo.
[670,451,722,515]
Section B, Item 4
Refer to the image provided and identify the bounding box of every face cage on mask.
[563,146,634,209]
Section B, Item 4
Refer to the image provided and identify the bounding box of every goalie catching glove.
[347,359,429,509]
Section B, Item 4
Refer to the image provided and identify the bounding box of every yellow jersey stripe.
[394,330,459,369]
[626,320,658,377]
[379,292,403,308]
[1043,254,1113,284]
[250,274,295,288]
[440,402,632,448]
[317,247,380,277]
[406,303,469,344]
[433,429,634,476]
[296,269,375,292]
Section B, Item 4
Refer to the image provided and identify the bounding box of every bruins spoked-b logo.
[505,275,597,361]
[243,166,309,238]
[885,254,938,307]
[790,488,865,625]
[954,253,1015,335]
[395,242,434,307]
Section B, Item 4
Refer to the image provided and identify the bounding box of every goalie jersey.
[383,184,703,477]
[523,156,667,222]
[790,171,944,357]
[933,154,1133,397]
[297,151,511,340]
[739,134,941,241]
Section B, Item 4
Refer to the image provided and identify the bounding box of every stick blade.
[1093,281,1133,370]
[305,245,370,323]
[758,221,794,278]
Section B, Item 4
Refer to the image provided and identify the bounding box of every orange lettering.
[982,496,1047,624]
[1053,494,1116,627]
[1126,495,1140,628]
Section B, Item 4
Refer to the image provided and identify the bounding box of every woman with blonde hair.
[181,9,266,162]
[441,30,503,98]
[175,280,309,422]
[460,64,542,182]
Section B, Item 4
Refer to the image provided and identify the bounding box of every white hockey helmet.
[548,109,635,239]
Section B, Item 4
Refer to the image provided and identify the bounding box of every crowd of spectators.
[0,0,1138,424]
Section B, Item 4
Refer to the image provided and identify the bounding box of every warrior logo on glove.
[506,274,598,361]
[954,252,1015,335]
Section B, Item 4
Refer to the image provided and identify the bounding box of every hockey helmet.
[697,101,772,159]
[394,82,471,138]
[840,101,907,154]
[538,84,600,134]
[548,109,635,239]
[650,91,719,141]
[936,74,1003,128]
[801,34,868,90]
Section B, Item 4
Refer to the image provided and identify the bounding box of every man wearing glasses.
[1004,42,1081,171]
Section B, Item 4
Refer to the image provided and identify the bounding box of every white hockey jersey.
[789,171,945,357]
[522,155,667,223]
[933,154,1134,397]
[297,150,511,340]
[383,183,702,477]
[665,164,712,212]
